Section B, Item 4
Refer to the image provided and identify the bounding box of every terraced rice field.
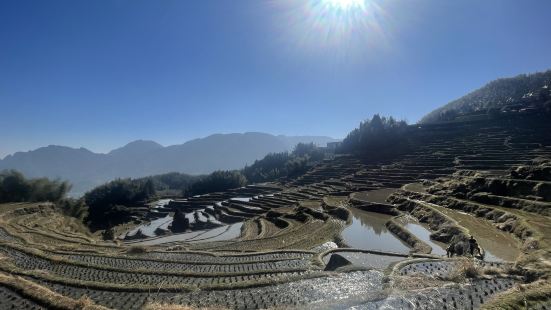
[1,114,551,308]
[340,208,410,253]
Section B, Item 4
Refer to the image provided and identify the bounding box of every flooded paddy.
[129,223,243,246]
[323,251,406,269]
[342,207,410,253]
[431,204,521,261]
[403,222,447,255]
[351,188,398,204]
[231,197,252,202]
[123,215,173,238]
[122,195,252,242]
[403,184,521,261]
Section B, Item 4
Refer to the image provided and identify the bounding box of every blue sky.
[1,0,551,158]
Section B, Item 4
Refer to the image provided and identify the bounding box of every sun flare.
[322,0,366,11]
[274,0,391,61]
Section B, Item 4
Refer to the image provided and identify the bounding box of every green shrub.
[84,178,156,229]
[338,114,409,159]
[0,170,70,203]
[184,170,247,196]
[243,142,326,183]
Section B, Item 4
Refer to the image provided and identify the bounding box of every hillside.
[420,70,551,123]
[0,133,338,196]
[1,112,550,309]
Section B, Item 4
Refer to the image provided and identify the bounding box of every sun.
[273,0,390,61]
[322,0,366,11]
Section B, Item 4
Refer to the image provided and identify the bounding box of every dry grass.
[0,242,311,278]
[143,303,227,310]
[446,258,480,282]
[481,280,551,310]
[392,274,448,290]
[0,272,109,310]
[298,200,322,209]
[165,245,187,251]
[481,266,502,275]
[126,245,149,254]
[74,296,98,309]
[322,196,348,208]
[143,304,194,310]
[0,257,323,292]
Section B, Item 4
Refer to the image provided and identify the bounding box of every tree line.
[243,142,325,183]
[0,170,71,203]
[0,170,88,221]
[338,114,410,160]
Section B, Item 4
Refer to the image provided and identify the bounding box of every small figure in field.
[446,243,456,258]
[469,236,479,256]
[477,245,485,260]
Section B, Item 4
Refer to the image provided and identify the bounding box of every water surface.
[431,204,521,261]
[342,208,410,253]
[231,197,252,202]
[403,223,447,255]
[323,251,405,269]
[130,223,243,246]
[125,215,173,238]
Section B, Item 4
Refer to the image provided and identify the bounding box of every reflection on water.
[231,197,251,202]
[125,215,173,238]
[130,223,243,246]
[342,208,410,253]
[403,223,447,255]
[323,251,405,269]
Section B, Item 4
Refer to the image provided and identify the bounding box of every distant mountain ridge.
[420,70,551,123]
[0,133,339,196]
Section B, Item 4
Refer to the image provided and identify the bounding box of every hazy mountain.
[108,140,164,157]
[420,70,551,123]
[0,133,339,196]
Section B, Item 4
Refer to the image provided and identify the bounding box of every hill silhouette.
[0,133,338,196]
[421,70,551,123]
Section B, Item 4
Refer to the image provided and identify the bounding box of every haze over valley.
[0,133,338,195]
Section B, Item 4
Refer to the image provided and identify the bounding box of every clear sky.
[1,0,551,158]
